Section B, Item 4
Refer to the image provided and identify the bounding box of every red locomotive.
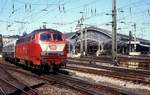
[3,28,68,71]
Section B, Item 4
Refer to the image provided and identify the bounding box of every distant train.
[3,28,68,71]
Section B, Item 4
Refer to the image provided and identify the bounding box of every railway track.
[42,73,139,95]
[67,59,150,85]
[67,59,150,74]
[0,78,39,95]
[0,65,39,95]
[66,64,150,85]
[69,54,150,63]
[0,62,140,95]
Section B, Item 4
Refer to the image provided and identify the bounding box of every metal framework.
[67,26,150,56]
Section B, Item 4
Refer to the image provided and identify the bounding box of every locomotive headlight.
[41,52,46,56]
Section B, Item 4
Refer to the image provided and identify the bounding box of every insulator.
[129,7,132,14]
[148,9,150,16]
[12,11,14,14]
[91,9,93,14]
[95,8,96,14]
[63,5,65,13]
[59,5,61,12]
[25,4,27,12]
[29,4,31,12]
[12,3,15,10]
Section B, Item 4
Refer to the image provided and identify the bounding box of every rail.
[0,62,140,95]
[0,64,39,95]
[66,64,150,85]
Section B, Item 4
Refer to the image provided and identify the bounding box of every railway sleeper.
[7,82,44,95]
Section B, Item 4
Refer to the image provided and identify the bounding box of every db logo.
[49,45,57,50]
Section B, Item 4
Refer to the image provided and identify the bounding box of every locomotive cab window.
[40,33,51,41]
[53,33,63,41]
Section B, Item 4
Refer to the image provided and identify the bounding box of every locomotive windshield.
[53,33,63,41]
[40,32,63,41]
[40,33,52,41]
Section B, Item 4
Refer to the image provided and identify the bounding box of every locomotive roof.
[19,28,61,39]
[32,28,61,33]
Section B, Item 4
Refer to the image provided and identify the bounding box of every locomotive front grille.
[41,51,64,56]
[47,53,58,56]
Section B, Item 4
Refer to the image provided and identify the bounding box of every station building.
[66,26,150,56]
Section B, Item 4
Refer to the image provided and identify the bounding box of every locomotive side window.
[31,34,35,40]
[53,33,63,41]
[40,33,51,41]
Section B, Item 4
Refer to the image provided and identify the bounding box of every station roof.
[65,26,150,47]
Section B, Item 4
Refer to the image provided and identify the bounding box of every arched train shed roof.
[66,26,150,47]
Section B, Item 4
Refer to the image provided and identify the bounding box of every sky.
[0,0,150,40]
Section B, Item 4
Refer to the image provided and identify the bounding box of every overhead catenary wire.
[49,0,147,27]
[22,0,69,23]
[0,0,8,17]
[0,0,149,39]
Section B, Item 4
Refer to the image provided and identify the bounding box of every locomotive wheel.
[49,66,54,72]
[53,66,60,72]
[40,64,46,72]
[45,64,57,72]
[27,61,31,68]
[40,64,59,73]
[4,57,8,61]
